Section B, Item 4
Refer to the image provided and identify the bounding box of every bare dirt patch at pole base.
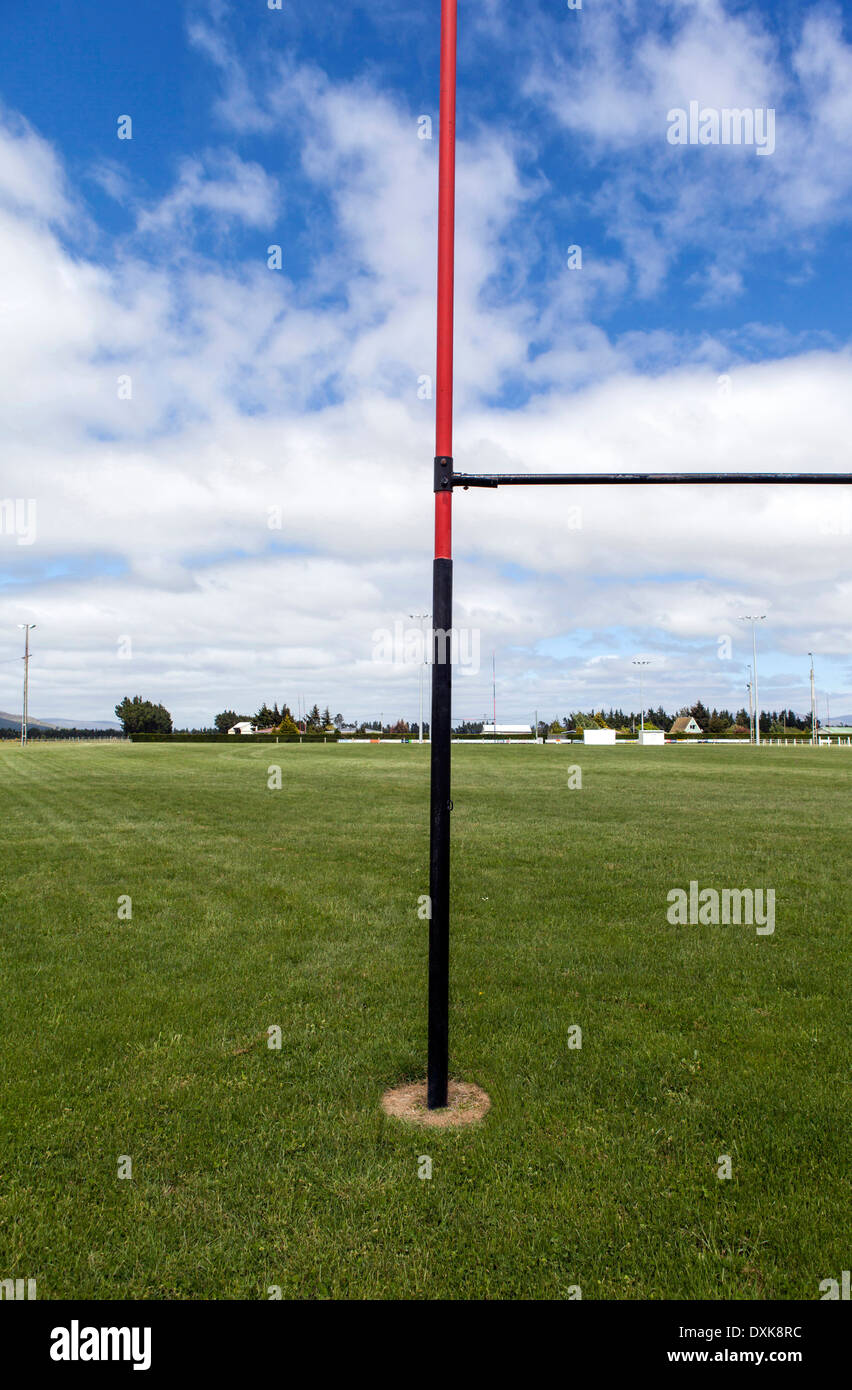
[381,1080,490,1128]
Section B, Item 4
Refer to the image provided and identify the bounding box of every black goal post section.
[425,0,851,1110]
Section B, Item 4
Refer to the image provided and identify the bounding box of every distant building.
[821,725,852,745]
[482,724,533,736]
[227,721,256,736]
[669,716,702,735]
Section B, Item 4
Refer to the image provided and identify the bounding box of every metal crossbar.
[450,472,852,489]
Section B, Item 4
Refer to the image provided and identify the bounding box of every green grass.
[1,740,849,1299]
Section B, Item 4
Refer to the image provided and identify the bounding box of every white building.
[482,724,533,736]
[583,728,616,745]
[227,721,256,736]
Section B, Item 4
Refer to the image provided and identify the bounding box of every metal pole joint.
[434,456,454,491]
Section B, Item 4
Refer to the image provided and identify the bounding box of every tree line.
[112,694,818,738]
[114,696,415,737]
[460,701,816,737]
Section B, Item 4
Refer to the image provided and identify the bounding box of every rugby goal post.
[426,0,850,1108]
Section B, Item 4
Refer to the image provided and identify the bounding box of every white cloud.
[525,0,781,150]
[692,264,746,308]
[187,15,275,134]
[0,107,72,222]
[135,151,280,234]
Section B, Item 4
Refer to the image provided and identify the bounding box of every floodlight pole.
[632,659,650,733]
[753,623,761,746]
[741,615,766,745]
[18,623,35,747]
[409,612,430,742]
[424,0,852,1111]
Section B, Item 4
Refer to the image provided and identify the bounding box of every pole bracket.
[434,456,454,491]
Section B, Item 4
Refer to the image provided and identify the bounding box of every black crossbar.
[453,472,852,488]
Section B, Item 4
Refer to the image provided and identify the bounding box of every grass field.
[1,740,849,1300]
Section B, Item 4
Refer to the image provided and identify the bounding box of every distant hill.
[39,717,123,731]
[0,711,122,732]
[0,710,52,732]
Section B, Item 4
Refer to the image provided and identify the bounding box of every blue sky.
[1,0,851,724]
[7,0,850,344]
